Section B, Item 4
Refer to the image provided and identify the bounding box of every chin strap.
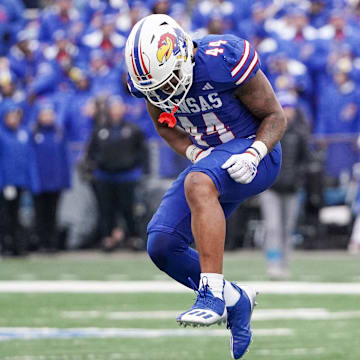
[158,105,178,128]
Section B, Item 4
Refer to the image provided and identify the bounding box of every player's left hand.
[221,150,259,184]
[186,145,214,164]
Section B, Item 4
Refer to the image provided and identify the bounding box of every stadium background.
[0,1,360,359]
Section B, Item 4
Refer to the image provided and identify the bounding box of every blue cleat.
[177,277,227,327]
[226,283,258,359]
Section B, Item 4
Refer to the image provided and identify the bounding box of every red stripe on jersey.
[238,55,259,85]
[231,40,250,77]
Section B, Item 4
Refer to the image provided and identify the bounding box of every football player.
[125,14,286,359]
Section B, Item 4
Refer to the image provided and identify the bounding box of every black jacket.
[272,110,311,193]
[86,120,147,173]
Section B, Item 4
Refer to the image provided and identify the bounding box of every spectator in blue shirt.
[0,70,26,111]
[38,0,83,44]
[26,31,83,107]
[265,52,314,125]
[26,58,60,104]
[82,0,130,23]
[191,0,241,35]
[66,66,96,162]
[237,2,271,44]
[8,30,43,88]
[317,9,360,55]
[148,0,170,14]
[129,1,150,21]
[0,101,31,255]
[307,0,332,29]
[88,49,121,97]
[29,101,70,251]
[274,7,318,68]
[347,1,360,30]
[81,0,131,36]
[313,13,360,125]
[58,68,99,251]
[0,0,25,55]
[315,61,360,178]
[79,14,126,68]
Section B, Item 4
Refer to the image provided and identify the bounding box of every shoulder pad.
[199,35,260,86]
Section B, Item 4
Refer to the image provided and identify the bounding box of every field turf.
[0,250,359,360]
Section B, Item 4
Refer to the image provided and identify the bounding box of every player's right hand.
[221,150,259,184]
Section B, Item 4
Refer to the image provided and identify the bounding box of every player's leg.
[349,215,360,254]
[148,190,257,356]
[176,171,228,326]
[176,136,280,328]
[95,180,117,249]
[147,166,201,287]
[147,230,201,287]
[147,201,238,288]
[185,171,225,274]
[188,138,281,358]
[179,170,260,356]
[259,190,284,279]
[281,192,299,276]
[147,168,230,326]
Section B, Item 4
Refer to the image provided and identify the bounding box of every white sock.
[223,280,240,307]
[200,273,224,299]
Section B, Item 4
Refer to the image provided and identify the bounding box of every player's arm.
[222,69,286,184]
[146,100,212,163]
[234,69,287,152]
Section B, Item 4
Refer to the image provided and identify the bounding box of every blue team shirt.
[129,34,261,148]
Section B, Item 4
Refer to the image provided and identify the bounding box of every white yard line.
[0,281,360,294]
[61,308,360,321]
[253,308,360,320]
[0,327,293,341]
[255,347,327,357]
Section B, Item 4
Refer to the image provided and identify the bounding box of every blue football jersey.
[129,34,261,148]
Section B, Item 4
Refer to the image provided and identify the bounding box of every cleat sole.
[176,316,227,328]
[176,308,227,328]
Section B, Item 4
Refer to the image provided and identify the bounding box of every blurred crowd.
[1,0,360,256]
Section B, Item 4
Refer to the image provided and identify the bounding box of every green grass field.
[1,250,359,360]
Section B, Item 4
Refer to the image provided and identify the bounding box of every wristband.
[186,144,202,163]
[249,140,268,161]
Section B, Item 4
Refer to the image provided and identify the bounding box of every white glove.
[186,145,214,164]
[221,141,268,184]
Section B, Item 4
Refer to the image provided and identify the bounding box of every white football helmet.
[125,14,194,111]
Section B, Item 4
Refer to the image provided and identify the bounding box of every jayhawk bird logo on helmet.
[157,33,178,64]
